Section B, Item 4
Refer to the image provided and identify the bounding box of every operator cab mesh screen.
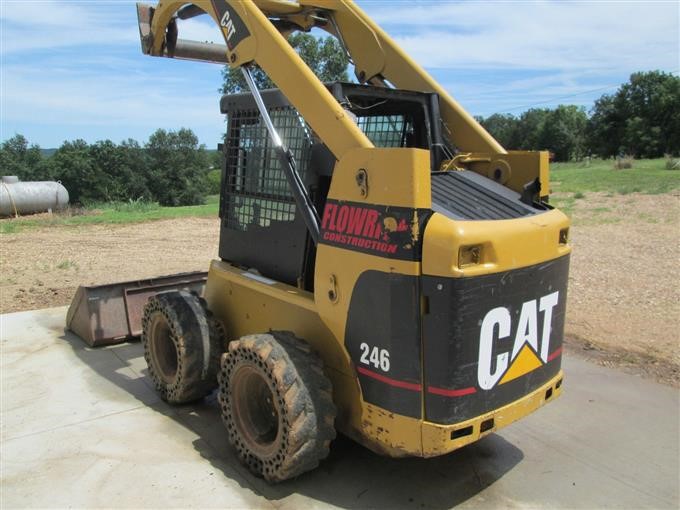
[356,114,415,148]
[223,106,312,231]
[219,103,314,285]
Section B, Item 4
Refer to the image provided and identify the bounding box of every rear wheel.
[218,332,336,482]
[141,291,223,404]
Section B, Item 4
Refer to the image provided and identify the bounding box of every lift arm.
[311,0,505,155]
[137,0,373,162]
[137,1,549,197]
[137,0,502,155]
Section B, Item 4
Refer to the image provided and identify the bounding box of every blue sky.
[1,0,678,149]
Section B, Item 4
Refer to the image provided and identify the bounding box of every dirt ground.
[561,192,680,385]
[0,217,220,313]
[1,193,678,385]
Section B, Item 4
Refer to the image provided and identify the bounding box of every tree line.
[477,71,679,162]
[1,30,676,208]
[0,129,220,206]
[1,33,347,207]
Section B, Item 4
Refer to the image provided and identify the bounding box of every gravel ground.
[1,193,678,385]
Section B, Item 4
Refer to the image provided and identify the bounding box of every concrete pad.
[1,307,678,509]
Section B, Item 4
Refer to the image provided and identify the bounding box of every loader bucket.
[66,271,207,347]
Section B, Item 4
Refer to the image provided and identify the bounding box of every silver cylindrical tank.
[0,181,70,216]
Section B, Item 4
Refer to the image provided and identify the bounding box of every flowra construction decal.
[477,291,560,390]
[319,200,430,261]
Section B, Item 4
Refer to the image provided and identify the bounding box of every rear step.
[66,271,207,347]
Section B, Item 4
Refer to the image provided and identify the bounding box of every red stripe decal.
[427,386,477,397]
[548,346,563,362]
[356,366,422,392]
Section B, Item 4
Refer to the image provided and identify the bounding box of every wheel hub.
[230,365,282,458]
[149,314,178,384]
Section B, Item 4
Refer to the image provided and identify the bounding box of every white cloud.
[443,70,616,115]
[0,0,105,26]
[0,2,230,145]
[1,60,225,138]
[1,0,678,145]
[366,1,679,72]
[359,0,679,114]
[0,1,228,56]
[0,0,138,54]
[177,17,225,44]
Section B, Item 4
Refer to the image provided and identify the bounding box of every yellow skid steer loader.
[68,0,570,483]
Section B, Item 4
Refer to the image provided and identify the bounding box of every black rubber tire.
[218,331,336,482]
[141,291,223,404]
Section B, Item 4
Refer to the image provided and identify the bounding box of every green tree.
[209,149,223,170]
[220,33,349,94]
[514,108,550,151]
[87,140,151,202]
[587,94,620,157]
[206,150,223,195]
[479,106,588,161]
[2,131,213,205]
[119,138,153,200]
[49,139,107,204]
[145,128,209,206]
[588,71,680,157]
[478,114,518,149]
[539,105,588,161]
[0,134,46,180]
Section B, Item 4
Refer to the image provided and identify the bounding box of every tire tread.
[218,331,336,482]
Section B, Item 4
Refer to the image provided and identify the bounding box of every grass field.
[550,157,680,195]
[2,158,678,234]
[1,195,219,234]
[549,158,679,216]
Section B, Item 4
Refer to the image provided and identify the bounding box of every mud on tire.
[218,332,336,482]
[141,291,223,404]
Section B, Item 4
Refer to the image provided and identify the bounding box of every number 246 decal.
[359,343,390,372]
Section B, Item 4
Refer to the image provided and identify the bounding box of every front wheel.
[218,332,336,482]
[141,291,222,404]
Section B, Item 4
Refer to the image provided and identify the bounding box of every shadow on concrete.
[62,329,524,509]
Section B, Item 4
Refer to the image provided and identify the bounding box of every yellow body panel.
[205,260,362,437]
[204,259,416,455]
[422,210,571,278]
[420,372,563,456]
[462,151,552,200]
[313,144,431,365]
[360,372,563,458]
[328,147,432,208]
